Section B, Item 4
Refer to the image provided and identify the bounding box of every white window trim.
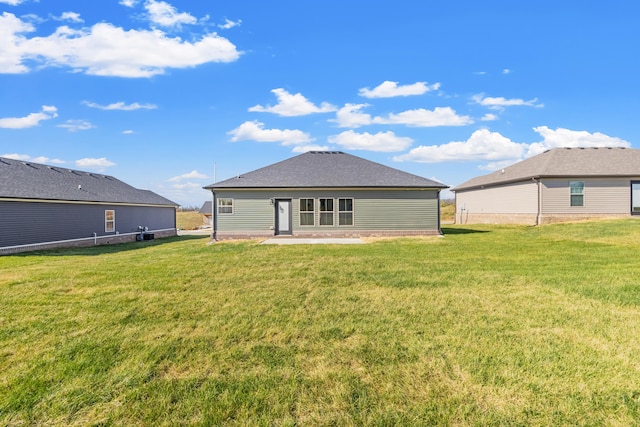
[299,198,315,227]
[569,181,585,207]
[338,198,354,226]
[318,198,335,227]
[217,198,234,215]
[105,209,115,232]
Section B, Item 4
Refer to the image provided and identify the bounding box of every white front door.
[275,199,292,235]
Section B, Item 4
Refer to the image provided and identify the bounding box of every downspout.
[532,177,542,225]
[211,191,217,241]
[437,189,443,234]
[453,191,457,225]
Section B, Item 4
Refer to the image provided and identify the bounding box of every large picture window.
[570,181,584,207]
[319,198,334,226]
[105,210,115,232]
[299,198,314,226]
[338,198,353,226]
[218,198,233,214]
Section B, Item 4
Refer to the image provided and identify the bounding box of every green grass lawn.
[3,220,640,425]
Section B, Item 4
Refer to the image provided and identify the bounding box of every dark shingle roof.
[204,151,447,189]
[452,147,640,191]
[0,157,177,206]
[199,201,212,214]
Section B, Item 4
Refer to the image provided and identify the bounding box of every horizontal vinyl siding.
[216,194,273,232]
[542,178,637,214]
[0,200,175,248]
[354,191,438,231]
[213,189,440,234]
[456,181,538,214]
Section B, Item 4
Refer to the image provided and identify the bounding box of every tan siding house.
[452,147,640,225]
[203,151,447,240]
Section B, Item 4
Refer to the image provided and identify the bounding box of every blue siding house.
[0,157,178,254]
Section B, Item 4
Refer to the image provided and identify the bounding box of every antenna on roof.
[214,161,216,183]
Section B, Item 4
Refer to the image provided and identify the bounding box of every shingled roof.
[0,157,177,206]
[204,151,447,189]
[452,147,640,191]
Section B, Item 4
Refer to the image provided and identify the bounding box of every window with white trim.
[218,198,233,214]
[338,198,353,225]
[105,210,115,232]
[300,198,314,226]
[570,181,584,207]
[319,198,334,226]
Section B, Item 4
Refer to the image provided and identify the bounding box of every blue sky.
[1,0,638,206]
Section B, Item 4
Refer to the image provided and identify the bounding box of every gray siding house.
[452,147,640,225]
[0,157,178,254]
[203,151,448,240]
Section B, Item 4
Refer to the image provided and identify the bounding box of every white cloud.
[481,113,498,121]
[122,130,134,134]
[394,129,526,163]
[329,130,413,152]
[119,0,137,7]
[374,107,473,127]
[75,157,116,170]
[54,12,84,23]
[359,81,440,98]
[292,145,330,153]
[393,126,631,168]
[2,153,31,161]
[57,120,94,132]
[502,68,511,74]
[0,105,58,129]
[2,153,65,164]
[332,103,372,128]
[170,181,202,190]
[472,94,543,110]
[228,120,313,146]
[168,170,208,182]
[478,159,519,171]
[83,101,157,110]
[0,12,35,73]
[249,88,337,117]
[144,0,197,27]
[219,18,241,29]
[0,13,241,77]
[526,126,631,157]
[333,104,472,129]
[0,0,25,5]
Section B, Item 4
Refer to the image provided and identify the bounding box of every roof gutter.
[0,197,178,208]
